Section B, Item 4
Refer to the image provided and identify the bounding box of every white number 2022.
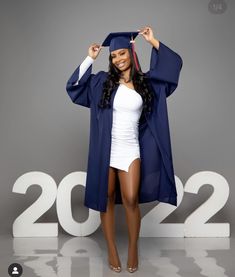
[12,171,230,238]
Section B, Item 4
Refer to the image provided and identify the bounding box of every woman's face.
[110,48,131,71]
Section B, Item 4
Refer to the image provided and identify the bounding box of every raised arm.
[66,58,94,108]
[73,55,94,86]
[65,44,102,108]
[138,26,183,97]
[148,41,183,97]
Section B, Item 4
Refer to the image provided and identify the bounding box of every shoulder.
[91,70,108,86]
[95,70,108,79]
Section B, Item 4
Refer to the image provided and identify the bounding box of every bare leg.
[100,167,121,268]
[117,158,141,269]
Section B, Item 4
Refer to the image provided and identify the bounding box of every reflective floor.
[1,233,234,276]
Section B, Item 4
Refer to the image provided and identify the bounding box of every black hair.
[98,48,154,115]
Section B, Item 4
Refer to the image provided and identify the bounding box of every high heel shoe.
[109,263,122,273]
[108,259,122,273]
[127,263,138,273]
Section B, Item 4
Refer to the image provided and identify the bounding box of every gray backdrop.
[0,0,234,236]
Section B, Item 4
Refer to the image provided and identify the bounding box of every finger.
[92,44,101,51]
[138,27,145,33]
[92,43,100,48]
[146,26,153,34]
[95,45,103,52]
[139,27,149,35]
[144,27,150,33]
[138,30,145,35]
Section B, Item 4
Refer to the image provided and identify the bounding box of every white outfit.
[75,56,143,172]
[110,84,143,172]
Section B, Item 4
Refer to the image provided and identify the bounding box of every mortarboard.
[102,31,139,52]
[102,31,140,71]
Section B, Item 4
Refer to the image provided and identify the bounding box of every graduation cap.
[102,31,140,71]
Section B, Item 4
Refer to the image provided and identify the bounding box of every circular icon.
[208,0,227,14]
[8,263,23,277]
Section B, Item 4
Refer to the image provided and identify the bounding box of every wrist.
[149,38,160,50]
[88,55,95,60]
[85,55,95,66]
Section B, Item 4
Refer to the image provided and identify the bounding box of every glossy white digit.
[12,170,230,238]
[184,171,230,237]
[140,175,184,237]
[12,172,58,237]
[57,172,100,236]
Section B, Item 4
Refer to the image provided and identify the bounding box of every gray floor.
[1,233,234,276]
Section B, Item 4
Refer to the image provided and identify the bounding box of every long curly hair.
[98,48,154,115]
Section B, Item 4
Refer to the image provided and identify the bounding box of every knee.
[122,196,138,210]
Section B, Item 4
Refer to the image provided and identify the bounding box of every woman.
[66,26,183,273]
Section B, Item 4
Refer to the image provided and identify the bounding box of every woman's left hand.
[138,26,155,42]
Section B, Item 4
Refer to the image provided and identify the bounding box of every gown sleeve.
[66,56,96,108]
[147,41,183,98]
[73,56,94,85]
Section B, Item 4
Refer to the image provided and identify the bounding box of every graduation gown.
[66,41,183,212]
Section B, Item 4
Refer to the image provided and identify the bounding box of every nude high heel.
[127,263,138,273]
[109,263,122,273]
[108,258,122,273]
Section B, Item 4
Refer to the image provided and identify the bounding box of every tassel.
[130,36,139,71]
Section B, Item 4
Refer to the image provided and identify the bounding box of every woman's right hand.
[88,43,102,60]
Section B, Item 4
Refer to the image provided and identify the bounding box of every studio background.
[0,0,234,236]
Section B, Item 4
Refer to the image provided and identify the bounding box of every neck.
[120,67,131,82]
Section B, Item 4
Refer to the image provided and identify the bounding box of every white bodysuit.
[75,56,143,172]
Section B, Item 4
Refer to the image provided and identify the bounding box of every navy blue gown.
[66,41,183,212]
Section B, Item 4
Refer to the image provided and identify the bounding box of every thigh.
[117,158,141,202]
[107,166,118,197]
